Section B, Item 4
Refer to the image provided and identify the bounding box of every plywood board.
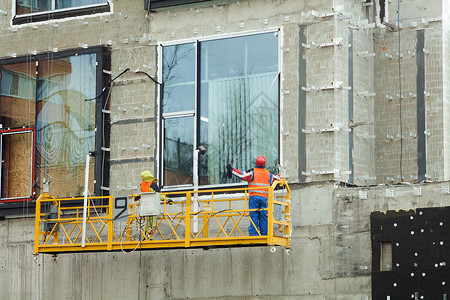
[2,132,32,198]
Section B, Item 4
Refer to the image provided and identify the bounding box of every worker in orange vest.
[140,170,161,237]
[227,156,280,236]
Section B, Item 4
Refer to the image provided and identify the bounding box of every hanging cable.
[85,68,161,102]
[85,68,130,102]
[397,0,403,181]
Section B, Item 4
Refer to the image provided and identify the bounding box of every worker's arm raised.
[231,168,253,182]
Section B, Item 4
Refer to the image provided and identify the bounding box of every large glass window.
[14,0,109,24]
[36,55,97,198]
[16,0,107,14]
[0,50,105,202]
[161,32,280,187]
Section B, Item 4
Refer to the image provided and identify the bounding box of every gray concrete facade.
[1,0,450,298]
[3,181,450,299]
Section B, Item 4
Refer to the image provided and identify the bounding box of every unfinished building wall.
[444,16,450,180]
[374,28,419,183]
[108,45,158,195]
[2,0,442,197]
[351,27,376,185]
[0,0,445,196]
[374,23,445,184]
[303,20,340,182]
[301,16,376,185]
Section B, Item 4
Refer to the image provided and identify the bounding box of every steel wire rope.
[137,9,155,296]
[100,87,112,198]
[22,19,38,234]
[397,0,403,181]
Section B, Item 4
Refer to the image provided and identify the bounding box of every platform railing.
[34,179,291,254]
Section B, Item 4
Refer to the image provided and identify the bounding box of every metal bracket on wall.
[386,189,394,198]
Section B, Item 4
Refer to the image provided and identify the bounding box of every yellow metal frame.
[34,180,291,254]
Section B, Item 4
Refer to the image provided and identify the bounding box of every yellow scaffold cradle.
[34,179,291,254]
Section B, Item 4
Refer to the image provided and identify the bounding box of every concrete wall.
[374,23,446,183]
[443,11,450,180]
[3,181,450,299]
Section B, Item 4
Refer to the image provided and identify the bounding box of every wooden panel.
[2,132,32,199]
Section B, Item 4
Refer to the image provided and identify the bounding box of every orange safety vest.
[141,181,156,193]
[248,168,271,197]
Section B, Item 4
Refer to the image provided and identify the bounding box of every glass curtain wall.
[162,43,195,186]
[36,54,97,197]
[0,52,98,200]
[162,32,279,187]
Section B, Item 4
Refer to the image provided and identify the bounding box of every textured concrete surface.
[2,181,450,299]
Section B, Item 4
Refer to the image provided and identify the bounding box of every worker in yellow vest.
[227,156,280,236]
[140,170,162,237]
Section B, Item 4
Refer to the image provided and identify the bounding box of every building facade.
[1,0,450,298]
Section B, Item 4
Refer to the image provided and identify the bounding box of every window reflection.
[36,54,96,197]
[162,32,279,187]
[16,0,51,15]
[16,0,107,15]
[162,44,195,113]
[164,117,194,186]
[200,33,279,184]
[56,0,105,9]
[0,63,36,128]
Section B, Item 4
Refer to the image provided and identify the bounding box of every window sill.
[161,182,247,193]
[13,3,110,25]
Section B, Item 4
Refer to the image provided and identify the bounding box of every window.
[161,31,280,188]
[14,0,110,24]
[0,48,109,206]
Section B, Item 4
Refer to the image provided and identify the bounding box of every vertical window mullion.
[158,44,163,186]
[0,134,3,198]
[194,40,200,182]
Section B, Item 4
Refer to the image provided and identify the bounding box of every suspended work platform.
[34,180,291,254]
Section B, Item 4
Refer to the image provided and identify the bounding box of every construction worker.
[227,156,280,236]
[140,170,162,237]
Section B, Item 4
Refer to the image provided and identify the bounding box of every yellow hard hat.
[140,170,157,183]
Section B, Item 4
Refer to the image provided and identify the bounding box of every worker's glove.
[227,164,233,178]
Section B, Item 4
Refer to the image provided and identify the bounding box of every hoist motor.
[139,192,161,216]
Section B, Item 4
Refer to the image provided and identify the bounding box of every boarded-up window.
[0,129,34,200]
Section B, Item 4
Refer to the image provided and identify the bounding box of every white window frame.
[157,29,282,191]
[14,0,110,19]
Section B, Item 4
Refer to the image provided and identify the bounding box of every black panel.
[298,25,307,182]
[98,47,111,197]
[416,30,426,182]
[371,207,450,299]
[348,28,354,184]
[144,0,212,10]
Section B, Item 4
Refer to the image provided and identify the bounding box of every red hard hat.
[256,156,266,167]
